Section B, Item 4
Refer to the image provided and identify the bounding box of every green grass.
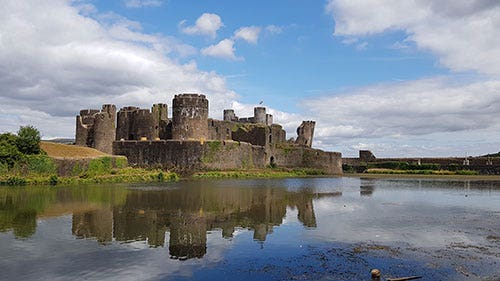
[365,168,479,175]
[0,167,179,186]
[0,154,178,186]
[192,168,326,179]
[367,161,441,171]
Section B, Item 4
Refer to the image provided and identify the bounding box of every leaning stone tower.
[295,121,315,148]
[172,94,209,140]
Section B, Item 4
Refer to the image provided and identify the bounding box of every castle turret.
[132,109,155,140]
[75,105,116,154]
[254,107,266,124]
[359,150,376,162]
[172,94,208,140]
[295,121,315,147]
[93,104,116,154]
[223,109,238,122]
[265,114,273,126]
[116,105,169,141]
[75,109,99,147]
[152,103,168,140]
[116,106,139,141]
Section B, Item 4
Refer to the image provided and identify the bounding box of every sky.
[1,0,500,157]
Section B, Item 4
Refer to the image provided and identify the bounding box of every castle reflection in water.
[71,186,341,259]
[0,182,347,260]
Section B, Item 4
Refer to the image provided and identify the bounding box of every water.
[0,177,499,281]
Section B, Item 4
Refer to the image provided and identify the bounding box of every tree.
[0,133,21,168]
[16,125,41,155]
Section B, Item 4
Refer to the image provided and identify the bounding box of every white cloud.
[303,77,500,157]
[180,13,223,38]
[233,26,261,44]
[355,41,368,51]
[0,0,236,138]
[319,1,500,156]
[124,0,163,8]
[265,25,283,35]
[327,0,500,75]
[201,39,243,61]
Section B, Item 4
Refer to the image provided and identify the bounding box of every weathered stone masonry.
[75,104,116,154]
[343,150,500,175]
[76,93,343,174]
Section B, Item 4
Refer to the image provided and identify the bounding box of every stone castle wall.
[343,150,500,175]
[273,147,343,174]
[76,93,342,174]
[113,140,266,173]
[208,119,233,141]
[113,140,342,174]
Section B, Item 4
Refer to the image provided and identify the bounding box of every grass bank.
[364,168,479,175]
[344,173,500,181]
[40,142,108,158]
[0,165,179,186]
[0,152,179,186]
[191,168,327,179]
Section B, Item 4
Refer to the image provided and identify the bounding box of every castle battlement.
[75,93,342,174]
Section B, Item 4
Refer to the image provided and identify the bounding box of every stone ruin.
[76,93,342,174]
[75,104,116,154]
[76,94,315,153]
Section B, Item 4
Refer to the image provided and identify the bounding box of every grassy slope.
[40,142,109,158]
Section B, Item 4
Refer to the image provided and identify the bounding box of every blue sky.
[1,0,500,157]
[96,0,445,111]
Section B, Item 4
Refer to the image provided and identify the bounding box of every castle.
[76,94,342,174]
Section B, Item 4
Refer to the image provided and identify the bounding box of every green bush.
[0,140,21,168]
[4,177,27,186]
[448,163,459,171]
[49,175,58,186]
[408,163,440,170]
[157,171,165,182]
[342,164,356,173]
[368,161,440,171]
[16,125,41,155]
[168,173,180,181]
[22,155,57,175]
[71,162,84,176]
[456,170,479,175]
[0,162,8,175]
[87,157,113,176]
[115,157,127,168]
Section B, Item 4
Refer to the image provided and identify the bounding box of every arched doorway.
[270,156,276,168]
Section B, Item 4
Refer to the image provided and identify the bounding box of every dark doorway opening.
[270,156,276,168]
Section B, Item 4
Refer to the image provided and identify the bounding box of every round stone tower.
[93,104,116,154]
[254,107,266,124]
[223,109,235,122]
[172,94,209,140]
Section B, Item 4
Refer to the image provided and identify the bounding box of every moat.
[0,177,499,281]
